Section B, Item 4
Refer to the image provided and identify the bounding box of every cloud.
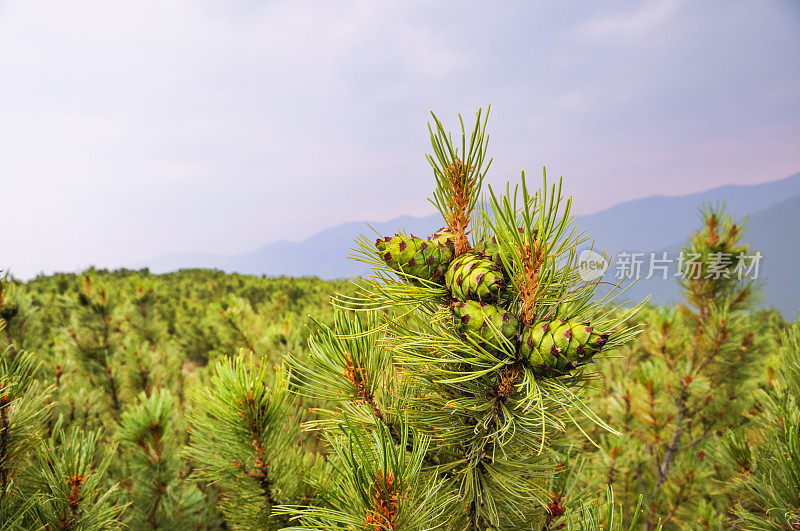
[575,0,684,42]
[0,0,798,279]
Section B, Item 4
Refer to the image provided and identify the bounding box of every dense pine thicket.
[0,270,350,528]
[0,112,796,530]
[0,256,792,529]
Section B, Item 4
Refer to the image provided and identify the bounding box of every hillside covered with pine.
[1,111,798,530]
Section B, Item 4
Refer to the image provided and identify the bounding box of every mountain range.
[140,172,800,316]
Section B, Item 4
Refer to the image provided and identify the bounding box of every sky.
[1,0,799,279]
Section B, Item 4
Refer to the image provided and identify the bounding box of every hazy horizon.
[2,0,799,279]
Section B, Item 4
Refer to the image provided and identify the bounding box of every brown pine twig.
[342,352,441,467]
[495,364,523,400]
[655,377,690,495]
[444,158,476,257]
[237,391,278,507]
[343,352,384,423]
[364,470,405,530]
[517,240,545,324]
[59,473,86,528]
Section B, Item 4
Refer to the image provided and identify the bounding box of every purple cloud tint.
[1,0,798,278]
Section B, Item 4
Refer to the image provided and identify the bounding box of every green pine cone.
[376,234,454,282]
[431,227,456,250]
[451,300,519,352]
[473,237,502,269]
[519,318,609,375]
[445,254,504,302]
[427,228,456,280]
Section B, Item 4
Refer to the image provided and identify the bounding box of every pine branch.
[655,378,689,492]
[428,107,491,257]
[660,476,691,529]
[28,428,123,529]
[296,110,643,527]
[676,431,713,452]
[0,393,10,504]
[104,364,121,417]
[516,239,546,325]
[0,346,52,517]
[0,281,19,360]
[444,158,477,256]
[185,355,305,529]
[1,329,16,361]
[694,317,727,376]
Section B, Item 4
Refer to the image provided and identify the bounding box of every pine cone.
[430,227,456,250]
[376,234,454,283]
[519,319,609,375]
[451,300,519,352]
[445,254,504,302]
[473,237,502,269]
[428,228,457,280]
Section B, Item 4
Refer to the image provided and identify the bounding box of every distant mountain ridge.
[594,193,800,317]
[140,172,800,316]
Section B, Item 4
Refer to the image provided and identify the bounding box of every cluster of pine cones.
[376,229,608,376]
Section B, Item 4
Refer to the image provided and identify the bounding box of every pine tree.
[0,344,52,527]
[281,109,645,528]
[1,273,126,529]
[63,274,125,420]
[116,389,206,528]
[592,206,769,528]
[720,318,800,529]
[0,274,45,357]
[25,426,124,529]
[185,354,316,529]
[0,274,54,526]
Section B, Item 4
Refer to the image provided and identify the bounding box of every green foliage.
[0,114,794,530]
[0,346,53,527]
[118,390,205,529]
[0,270,347,529]
[26,427,123,529]
[281,422,453,529]
[564,487,661,531]
[587,206,778,528]
[289,110,646,529]
[721,320,800,529]
[185,356,312,529]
